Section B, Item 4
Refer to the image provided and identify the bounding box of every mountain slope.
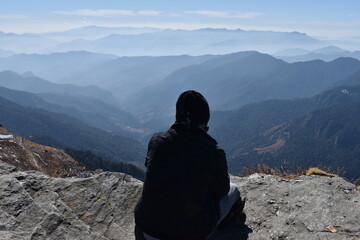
[0,96,145,165]
[62,54,218,102]
[251,57,360,101]
[0,127,85,177]
[0,86,142,137]
[210,98,314,152]
[212,85,360,179]
[235,103,360,179]
[65,149,145,180]
[0,51,117,82]
[333,69,360,87]
[0,53,218,103]
[37,92,142,135]
[0,31,58,53]
[278,46,360,62]
[0,70,117,104]
[126,51,286,120]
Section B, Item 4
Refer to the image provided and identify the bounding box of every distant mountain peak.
[313,45,346,54]
[22,71,36,78]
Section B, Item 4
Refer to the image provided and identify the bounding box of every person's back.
[135,123,229,239]
[134,90,241,240]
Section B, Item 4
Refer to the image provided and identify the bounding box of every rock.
[212,173,360,240]
[0,161,359,239]
[0,161,142,240]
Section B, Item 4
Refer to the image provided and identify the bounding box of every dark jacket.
[134,123,230,240]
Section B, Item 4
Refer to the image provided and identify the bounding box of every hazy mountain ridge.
[0,86,142,137]
[60,54,218,102]
[334,69,360,87]
[42,26,163,41]
[0,27,331,56]
[2,51,359,128]
[1,46,360,180]
[125,52,287,120]
[276,46,360,62]
[0,31,58,53]
[0,48,16,57]
[125,52,360,126]
[0,70,118,105]
[43,28,325,56]
[0,96,146,166]
[0,51,117,83]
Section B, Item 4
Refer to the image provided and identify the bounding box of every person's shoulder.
[203,133,227,155]
[204,132,218,145]
[148,128,176,145]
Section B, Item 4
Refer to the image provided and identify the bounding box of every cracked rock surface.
[1,161,359,240]
[215,174,360,240]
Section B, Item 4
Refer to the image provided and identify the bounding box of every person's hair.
[175,90,210,125]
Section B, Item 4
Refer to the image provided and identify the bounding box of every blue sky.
[0,0,359,40]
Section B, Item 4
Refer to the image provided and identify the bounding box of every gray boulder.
[210,174,360,240]
[0,160,359,240]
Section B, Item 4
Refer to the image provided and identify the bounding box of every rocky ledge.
[0,160,359,240]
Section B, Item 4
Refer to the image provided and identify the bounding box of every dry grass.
[242,163,344,179]
[0,127,11,135]
[20,137,78,164]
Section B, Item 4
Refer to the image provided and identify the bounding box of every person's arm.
[213,146,230,197]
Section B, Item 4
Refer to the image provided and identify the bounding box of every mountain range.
[42,26,163,41]
[55,54,218,102]
[2,50,360,128]
[0,96,146,167]
[0,31,57,53]
[45,28,325,56]
[0,27,331,55]
[0,70,118,104]
[0,51,117,82]
[276,46,360,62]
[1,47,360,180]
[0,86,141,137]
[124,51,360,126]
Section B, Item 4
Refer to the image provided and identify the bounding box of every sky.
[0,0,360,40]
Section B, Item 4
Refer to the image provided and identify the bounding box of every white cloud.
[54,9,134,17]
[54,9,161,17]
[0,15,27,19]
[186,10,262,19]
[138,10,161,16]
[169,13,182,17]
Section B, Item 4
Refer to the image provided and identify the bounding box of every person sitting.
[134,90,244,240]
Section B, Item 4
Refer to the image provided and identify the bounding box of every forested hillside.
[0,96,145,166]
[212,85,360,179]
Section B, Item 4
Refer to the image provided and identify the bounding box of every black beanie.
[175,90,210,124]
